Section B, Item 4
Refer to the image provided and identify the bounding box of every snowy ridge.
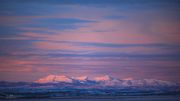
[35,75,73,83]
[0,75,179,98]
[35,75,178,87]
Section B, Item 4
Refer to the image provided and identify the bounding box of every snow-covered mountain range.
[34,75,179,87]
[0,75,179,98]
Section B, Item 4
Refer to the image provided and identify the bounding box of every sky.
[0,0,180,82]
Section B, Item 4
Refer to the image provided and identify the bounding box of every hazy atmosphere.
[0,0,180,82]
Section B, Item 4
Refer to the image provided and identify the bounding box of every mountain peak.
[35,75,72,83]
[94,75,113,81]
[73,76,88,81]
